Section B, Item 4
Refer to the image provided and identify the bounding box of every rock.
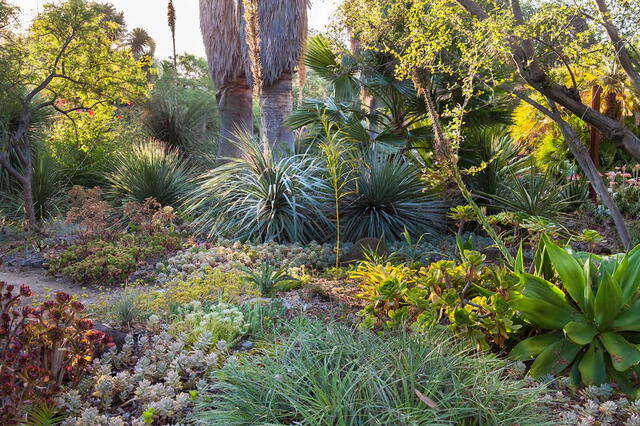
[238,340,255,351]
[341,238,388,264]
[93,323,128,349]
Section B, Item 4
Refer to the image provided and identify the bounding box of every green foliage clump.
[136,267,258,314]
[352,251,522,350]
[191,319,553,425]
[47,232,182,284]
[510,235,640,395]
[240,263,300,296]
[341,152,446,242]
[169,301,247,348]
[107,139,193,207]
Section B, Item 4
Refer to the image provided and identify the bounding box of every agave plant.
[187,134,331,243]
[340,151,446,242]
[107,139,193,207]
[510,235,640,394]
[240,263,298,296]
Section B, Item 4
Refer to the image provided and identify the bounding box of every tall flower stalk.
[319,117,353,267]
[167,0,177,72]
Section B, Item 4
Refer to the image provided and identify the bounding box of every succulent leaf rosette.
[510,235,640,394]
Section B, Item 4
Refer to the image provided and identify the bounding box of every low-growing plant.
[169,301,247,349]
[47,232,182,284]
[191,319,553,425]
[136,267,258,314]
[510,235,640,394]
[240,263,300,296]
[352,252,523,350]
[0,283,111,420]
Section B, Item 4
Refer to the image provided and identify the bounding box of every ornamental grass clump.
[191,319,553,425]
[510,235,640,395]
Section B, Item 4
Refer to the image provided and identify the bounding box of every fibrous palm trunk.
[261,71,294,156]
[199,0,250,160]
[217,76,253,158]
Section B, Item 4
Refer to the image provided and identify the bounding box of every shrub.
[509,235,640,394]
[65,185,113,239]
[187,135,331,243]
[0,283,111,420]
[191,319,553,425]
[107,139,193,208]
[47,232,182,284]
[340,152,446,242]
[352,251,522,350]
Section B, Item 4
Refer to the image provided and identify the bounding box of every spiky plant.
[187,133,331,243]
[340,151,446,242]
[107,139,192,207]
[140,78,217,155]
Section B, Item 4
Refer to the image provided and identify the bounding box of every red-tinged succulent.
[0,283,108,420]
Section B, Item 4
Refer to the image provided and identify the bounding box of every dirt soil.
[0,267,118,304]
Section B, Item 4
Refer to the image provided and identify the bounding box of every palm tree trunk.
[261,71,294,157]
[217,76,253,159]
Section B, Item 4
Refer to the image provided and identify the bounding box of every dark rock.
[20,257,45,268]
[93,323,127,349]
[238,340,255,351]
[341,238,388,264]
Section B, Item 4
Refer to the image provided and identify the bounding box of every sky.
[10,0,340,59]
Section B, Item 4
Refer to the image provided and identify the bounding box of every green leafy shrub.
[352,251,522,350]
[107,139,193,207]
[169,301,247,348]
[509,235,640,394]
[187,135,331,243]
[47,232,182,284]
[191,319,552,425]
[341,151,446,241]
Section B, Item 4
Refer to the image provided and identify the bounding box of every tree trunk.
[589,85,602,201]
[261,71,294,157]
[216,76,253,159]
[551,103,631,249]
[22,175,37,231]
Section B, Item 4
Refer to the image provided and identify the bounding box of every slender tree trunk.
[21,174,36,230]
[216,76,253,159]
[589,85,602,200]
[261,71,294,157]
[550,101,631,249]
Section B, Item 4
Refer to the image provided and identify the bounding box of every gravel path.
[0,268,118,304]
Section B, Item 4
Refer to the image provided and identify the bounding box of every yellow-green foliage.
[135,267,258,314]
[168,301,247,348]
[352,254,522,350]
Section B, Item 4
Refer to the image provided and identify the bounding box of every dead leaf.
[415,389,438,409]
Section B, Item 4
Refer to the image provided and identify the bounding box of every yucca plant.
[107,139,192,208]
[187,134,331,243]
[510,235,640,394]
[340,151,446,242]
